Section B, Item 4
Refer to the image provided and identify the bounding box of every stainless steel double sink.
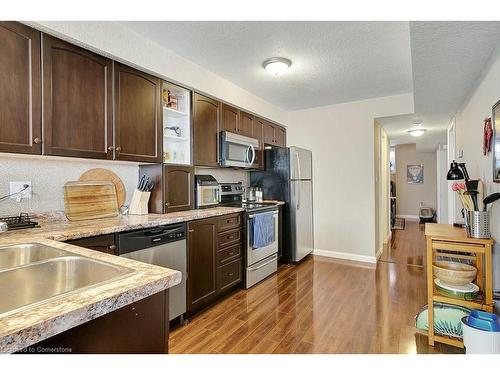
[0,243,133,317]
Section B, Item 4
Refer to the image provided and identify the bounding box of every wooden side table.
[425,223,494,348]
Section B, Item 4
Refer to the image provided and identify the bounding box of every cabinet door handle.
[108,146,115,151]
[228,272,234,277]
[108,244,117,251]
[116,146,122,152]
[226,219,231,223]
[188,229,194,233]
[165,202,171,207]
[33,137,41,144]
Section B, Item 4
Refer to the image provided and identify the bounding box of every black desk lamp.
[447,160,475,227]
[446,160,470,181]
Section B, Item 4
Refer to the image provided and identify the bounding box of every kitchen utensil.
[415,302,471,339]
[465,210,490,238]
[78,168,126,208]
[247,187,256,202]
[483,192,500,211]
[138,175,147,191]
[146,180,155,192]
[129,188,151,215]
[63,181,119,221]
[432,261,477,286]
[465,190,479,211]
[435,278,479,300]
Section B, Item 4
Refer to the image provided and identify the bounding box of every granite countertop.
[0,206,244,353]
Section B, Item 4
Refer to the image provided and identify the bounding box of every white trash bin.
[462,316,500,354]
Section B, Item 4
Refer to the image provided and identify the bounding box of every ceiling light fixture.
[263,57,292,76]
[408,128,426,137]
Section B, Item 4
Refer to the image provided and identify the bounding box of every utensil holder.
[465,210,490,238]
[129,189,151,215]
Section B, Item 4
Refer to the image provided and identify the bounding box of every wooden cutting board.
[63,181,119,221]
[79,168,126,207]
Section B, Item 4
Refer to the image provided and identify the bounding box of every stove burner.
[0,213,39,231]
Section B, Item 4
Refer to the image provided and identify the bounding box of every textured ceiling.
[121,21,413,111]
[121,21,500,151]
[379,21,500,150]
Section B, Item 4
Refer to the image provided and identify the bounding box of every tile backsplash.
[0,154,139,216]
[0,154,251,217]
[194,167,249,186]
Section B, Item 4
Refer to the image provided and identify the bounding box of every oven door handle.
[247,254,278,272]
[248,210,279,219]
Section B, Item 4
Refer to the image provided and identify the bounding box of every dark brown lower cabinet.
[66,234,117,255]
[187,214,243,316]
[20,291,169,354]
[187,218,218,314]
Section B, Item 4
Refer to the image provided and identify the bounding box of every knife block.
[129,189,151,215]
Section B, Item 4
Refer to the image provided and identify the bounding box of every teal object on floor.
[415,302,471,338]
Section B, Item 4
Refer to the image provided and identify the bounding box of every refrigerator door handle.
[297,181,301,210]
[295,151,301,180]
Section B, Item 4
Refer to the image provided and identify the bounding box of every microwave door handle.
[250,144,256,165]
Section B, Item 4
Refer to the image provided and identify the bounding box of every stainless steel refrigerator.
[250,146,314,262]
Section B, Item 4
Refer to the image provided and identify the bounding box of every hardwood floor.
[170,221,462,354]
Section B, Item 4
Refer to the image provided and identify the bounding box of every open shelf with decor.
[425,223,494,349]
[162,81,191,165]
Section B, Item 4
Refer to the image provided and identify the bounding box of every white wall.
[394,144,437,217]
[287,93,414,262]
[27,21,287,125]
[454,42,500,291]
[436,145,449,223]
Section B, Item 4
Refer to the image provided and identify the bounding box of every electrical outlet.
[9,181,32,200]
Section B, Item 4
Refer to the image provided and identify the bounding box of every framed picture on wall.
[407,164,424,184]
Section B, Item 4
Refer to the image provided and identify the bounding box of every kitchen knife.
[483,192,500,211]
[138,175,146,191]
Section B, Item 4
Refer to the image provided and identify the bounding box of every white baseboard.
[313,248,377,264]
[396,214,419,221]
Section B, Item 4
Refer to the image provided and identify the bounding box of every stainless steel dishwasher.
[117,223,186,322]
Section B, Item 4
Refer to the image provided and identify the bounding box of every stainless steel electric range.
[219,183,279,288]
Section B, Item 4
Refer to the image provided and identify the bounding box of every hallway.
[170,221,460,353]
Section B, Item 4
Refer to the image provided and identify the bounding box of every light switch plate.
[9,181,32,199]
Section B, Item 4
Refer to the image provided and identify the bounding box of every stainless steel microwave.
[219,131,260,169]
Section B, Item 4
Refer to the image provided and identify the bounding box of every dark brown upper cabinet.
[263,121,276,145]
[239,111,254,138]
[275,125,287,147]
[42,34,113,159]
[114,62,161,163]
[262,120,286,147]
[253,117,265,170]
[221,105,254,138]
[164,165,194,213]
[187,217,218,314]
[0,22,41,155]
[193,93,220,167]
[221,103,239,133]
[138,164,194,214]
